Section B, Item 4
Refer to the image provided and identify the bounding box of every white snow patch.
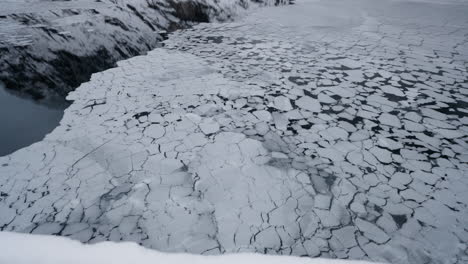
[0,232,380,264]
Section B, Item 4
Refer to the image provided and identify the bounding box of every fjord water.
[0,83,64,156]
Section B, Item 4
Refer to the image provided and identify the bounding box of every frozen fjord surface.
[1,0,468,263]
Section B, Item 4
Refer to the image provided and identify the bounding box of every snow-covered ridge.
[0,232,378,264]
[0,0,289,103]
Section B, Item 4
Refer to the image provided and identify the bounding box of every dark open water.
[0,83,65,156]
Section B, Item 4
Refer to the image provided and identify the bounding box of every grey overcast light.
[0,0,467,264]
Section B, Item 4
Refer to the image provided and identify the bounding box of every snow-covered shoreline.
[0,0,287,103]
[0,231,381,264]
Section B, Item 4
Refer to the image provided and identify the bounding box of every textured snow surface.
[1,0,468,263]
[0,232,380,264]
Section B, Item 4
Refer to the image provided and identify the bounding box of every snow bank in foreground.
[0,232,380,264]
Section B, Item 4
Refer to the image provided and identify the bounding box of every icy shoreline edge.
[0,231,380,264]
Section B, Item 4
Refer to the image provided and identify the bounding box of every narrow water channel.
[0,83,65,156]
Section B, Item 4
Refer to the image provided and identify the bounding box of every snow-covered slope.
[0,232,379,264]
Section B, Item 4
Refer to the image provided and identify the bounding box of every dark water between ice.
[0,83,65,156]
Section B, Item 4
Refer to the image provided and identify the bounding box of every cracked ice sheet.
[1,0,468,264]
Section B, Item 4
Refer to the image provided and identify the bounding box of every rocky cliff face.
[0,0,290,103]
